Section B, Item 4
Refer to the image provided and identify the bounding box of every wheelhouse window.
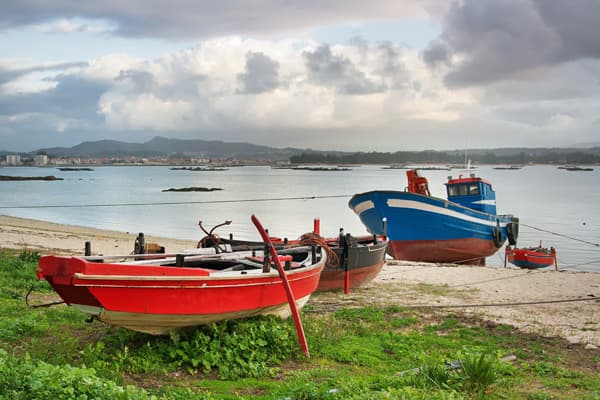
[448,183,480,196]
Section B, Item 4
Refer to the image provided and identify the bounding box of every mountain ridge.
[1,136,599,162]
[29,136,316,160]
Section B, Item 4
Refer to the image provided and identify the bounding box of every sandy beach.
[2,214,599,347]
[0,214,197,255]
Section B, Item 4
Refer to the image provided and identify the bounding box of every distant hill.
[448,147,600,157]
[36,136,310,160]
[2,137,600,164]
[291,147,600,165]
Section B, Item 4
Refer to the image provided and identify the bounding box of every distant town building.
[6,155,21,166]
[33,154,49,165]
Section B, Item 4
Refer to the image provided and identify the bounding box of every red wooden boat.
[504,242,557,270]
[315,233,388,292]
[198,220,388,293]
[37,245,326,335]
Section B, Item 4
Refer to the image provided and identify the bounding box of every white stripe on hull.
[386,199,507,227]
[353,200,375,215]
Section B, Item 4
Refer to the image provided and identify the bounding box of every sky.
[1,0,599,152]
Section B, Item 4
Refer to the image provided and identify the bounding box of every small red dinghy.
[504,241,557,270]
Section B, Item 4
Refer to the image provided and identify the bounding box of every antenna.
[464,134,468,170]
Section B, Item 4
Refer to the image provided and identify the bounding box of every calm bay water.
[1,165,599,271]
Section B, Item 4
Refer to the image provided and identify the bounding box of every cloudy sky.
[1,0,599,152]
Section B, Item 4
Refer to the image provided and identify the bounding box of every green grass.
[1,250,599,399]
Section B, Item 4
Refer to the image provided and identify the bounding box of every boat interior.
[83,245,322,272]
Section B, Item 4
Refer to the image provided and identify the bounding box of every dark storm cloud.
[424,0,600,87]
[0,62,87,85]
[303,44,385,95]
[0,0,423,39]
[534,0,600,60]
[237,52,279,94]
[422,39,448,67]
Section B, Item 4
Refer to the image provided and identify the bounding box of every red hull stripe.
[39,255,324,315]
[388,238,497,263]
[316,261,385,291]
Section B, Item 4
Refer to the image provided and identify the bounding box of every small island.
[0,175,64,181]
[291,166,351,171]
[170,167,228,171]
[58,167,95,171]
[558,166,594,171]
[162,187,223,192]
[492,166,523,170]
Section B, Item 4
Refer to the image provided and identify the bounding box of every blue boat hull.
[348,191,514,264]
[510,260,551,269]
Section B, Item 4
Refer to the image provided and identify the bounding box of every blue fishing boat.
[348,169,519,265]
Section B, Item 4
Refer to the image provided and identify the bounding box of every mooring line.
[554,258,600,270]
[0,194,353,209]
[308,296,599,313]
[403,296,599,309]
[521,222,599,247]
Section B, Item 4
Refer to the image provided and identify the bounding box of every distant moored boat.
[505,242,557,270]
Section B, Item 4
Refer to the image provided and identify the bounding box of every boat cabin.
[445,174,497,214]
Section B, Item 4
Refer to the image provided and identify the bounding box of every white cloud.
[2,0,600,152]
[2,72,59,94]
[95,37,476,136]
[82,54,143,82]
[545,113,576,131]
[0,61,87,94]
[100,92,193,130]
[29,18,115,34]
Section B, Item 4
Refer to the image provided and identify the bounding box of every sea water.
[1,165,599,271]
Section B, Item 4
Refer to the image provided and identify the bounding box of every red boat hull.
[317,261,385,291]
[217,235,388,291]
[317,238,387,291]
[388,238,499,265]
[506,248,556,269]
[38,253,324,334]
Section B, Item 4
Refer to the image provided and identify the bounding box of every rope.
[0,194,352,209]
[25,285,64,308]
[554,258,600,270]
[308,296,599,313]
[402,296,598,310]
[298,232,340,267]
[521,223,599,247]
[2,194,597,251]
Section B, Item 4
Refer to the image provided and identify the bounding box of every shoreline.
[1,214,599,347]
[0,214,196,256]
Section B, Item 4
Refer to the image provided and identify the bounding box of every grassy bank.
[1,250,598,399]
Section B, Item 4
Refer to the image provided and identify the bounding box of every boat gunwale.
[71,264,325,283]
[349,190,514,220]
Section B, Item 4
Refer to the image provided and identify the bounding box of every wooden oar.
[251,214,310,358]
